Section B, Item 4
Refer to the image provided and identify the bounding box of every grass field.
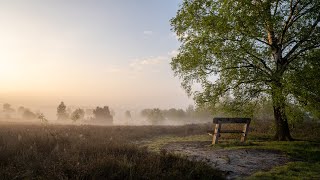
[0,121,319,179]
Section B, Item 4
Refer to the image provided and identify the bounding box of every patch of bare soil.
[162,141,289,179]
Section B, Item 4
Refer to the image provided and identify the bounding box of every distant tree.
[17,106,25,114]
[110,109,116,117]
[3,103,14,112]
[141,108,164,125]
[163,108,186,120]
[125,110,132,119]
[37,113,48,124]
[3,103,15,118]
[141,109,152,117]
[185,105,211,121]
[57,102,68,121]
[66,107,73,116]
[70,108,85,122]
[22,109,37,120]
[85,109,94,119]
[92,106,113,124]
[186,105,195,116]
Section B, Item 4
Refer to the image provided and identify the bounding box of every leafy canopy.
[171,0,320,114]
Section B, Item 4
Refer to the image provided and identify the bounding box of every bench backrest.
[213,117,251,124]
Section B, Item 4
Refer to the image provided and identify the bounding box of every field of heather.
[0,121,319,179]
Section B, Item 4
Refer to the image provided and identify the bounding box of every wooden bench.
[207,117,251,144]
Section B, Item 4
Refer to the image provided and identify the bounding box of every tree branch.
[283,14,320,60]
[287,43,320,64]
[238,30,271,47]
[218,65,254,72]
[279,0,299,44]
[273,0,280,17]
[240,46,273,74]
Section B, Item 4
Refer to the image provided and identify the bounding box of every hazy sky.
[0,0,192,110]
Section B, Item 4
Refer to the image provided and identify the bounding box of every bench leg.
[212,123,221,144]
[241,123,250,142]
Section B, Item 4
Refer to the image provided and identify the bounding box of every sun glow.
[0,1,192,110]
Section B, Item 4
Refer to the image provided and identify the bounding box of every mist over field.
[0,0,193,126]
[1,0,320,179]
[0,101,213,126]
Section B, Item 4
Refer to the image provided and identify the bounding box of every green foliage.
[248,162,320,180]
[171,0,320,137]
[287,50,320,119]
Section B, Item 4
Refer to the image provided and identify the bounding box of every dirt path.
[161,141,289,179]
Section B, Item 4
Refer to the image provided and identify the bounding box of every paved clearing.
[161,141,289,179]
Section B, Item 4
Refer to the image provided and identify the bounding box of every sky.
[0,0,193,112]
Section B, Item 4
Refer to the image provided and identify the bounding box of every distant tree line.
[56,102,113,124]
[3,103,15,119]
[140,105,211,125]
[139,99,317,126]
[0,103,48,123]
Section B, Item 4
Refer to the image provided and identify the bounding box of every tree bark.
[266,21,293,140]
[271,83,293,141]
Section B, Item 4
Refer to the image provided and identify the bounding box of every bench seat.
[209,117,251,144]
[207,130,244,134]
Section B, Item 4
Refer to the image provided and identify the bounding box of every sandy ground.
[161,141,289,179]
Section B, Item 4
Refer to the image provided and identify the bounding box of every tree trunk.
[267,25,292,140]
[271,83,293,141]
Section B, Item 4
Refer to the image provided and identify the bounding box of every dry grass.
[0,122,223,179]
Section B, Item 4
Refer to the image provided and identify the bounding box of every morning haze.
[1,0,320,179]
[0,0,191,116]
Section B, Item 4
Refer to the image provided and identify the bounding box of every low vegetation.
[0,120,319,179]
[0,122,223,179]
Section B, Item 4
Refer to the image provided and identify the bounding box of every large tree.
[171,0,320,140]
